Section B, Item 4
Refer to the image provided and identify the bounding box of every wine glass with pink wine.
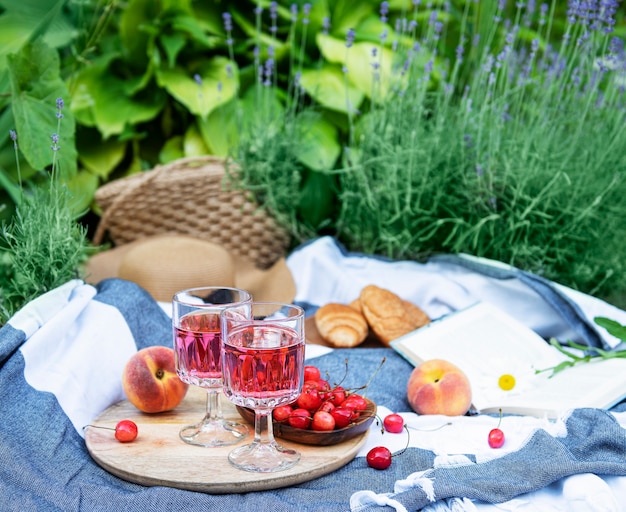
[172,287,251,447]
[221,302,305,472]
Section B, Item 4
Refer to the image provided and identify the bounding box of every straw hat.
[84,234,296,303]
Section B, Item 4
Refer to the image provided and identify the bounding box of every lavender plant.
[0,98,90,324]
[317,0,626,298]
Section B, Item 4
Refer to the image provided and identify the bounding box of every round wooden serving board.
[85,386,369,493]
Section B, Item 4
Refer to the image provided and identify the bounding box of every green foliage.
[234,1,626,300]
[537,317,626,377]
[0,183,90,323]
[0,0,625,310]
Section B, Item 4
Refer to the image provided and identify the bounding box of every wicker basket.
[92,156,291,269]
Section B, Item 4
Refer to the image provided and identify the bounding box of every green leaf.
[119,0,163,68]
[299,64,364,114]
[159,135,185,163]
[316,33,402,100]
[159,32,187,69]
[182,124,210,157]
[594,317,626,342]
[156,57,239,118]
[328,0,375,35]
[170,14,222,48]
[0,0,69,58]
[71,56,167,138]
[7,39,77,177]
[66,169,99,215]
[197,99,240,157]
[76,130,126,179]
[293,112,340,171]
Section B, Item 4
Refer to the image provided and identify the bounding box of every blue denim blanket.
[2,238,626,511]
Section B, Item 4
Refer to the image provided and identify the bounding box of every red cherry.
[383,413,404,433]
[318,401,335,414]
[115,420,138,442]
[273,405,293,423]
[366,446,392,470]
[288,408,312,429]
[488,428,505,448]
[84,420,138,443]
[317,379,332,400]
[327,386,346,406]
[488,409,505,448]
[304,365,321,382]
[342,394,368,420]
[343,394,368,412]
[312,411,336,431]
[296,387,323,411]
[331,407,353,429]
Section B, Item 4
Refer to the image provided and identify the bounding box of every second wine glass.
[221,302,305,472]
[172,286,251,447]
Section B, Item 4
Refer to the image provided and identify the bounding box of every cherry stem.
[350,357,386,398]
[496,408,503,429]
[407,422,453,432]
[392,425,412,457]
[83,424,115,432]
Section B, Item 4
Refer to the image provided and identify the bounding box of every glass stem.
[254,409,274,445]
[204,389,223,422]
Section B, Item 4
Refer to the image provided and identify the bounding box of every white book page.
[391,302,626,417]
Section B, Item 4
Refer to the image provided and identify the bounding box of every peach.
[406,359,472,416]
[122,346,188,413]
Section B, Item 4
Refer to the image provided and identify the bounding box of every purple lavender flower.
[264,58,274,86]
[270,2,278,19]
[539,3,548,25]
[476,163,484,176]
[222,12,232,32]
[50,133,60,152]
[322,16,331,35]
[193,73,202,86]
[598,0,619,33]
[223,12,234,46]
[56,97,64,119]
[346,28,355,48]
[433,21,443,40]
[456,44,464,64]
[9,129,17,148]
[290,4,298,22]
[303,4,311,24]
[380,1,389,23]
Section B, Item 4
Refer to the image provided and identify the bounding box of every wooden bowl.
[236,397,377,446]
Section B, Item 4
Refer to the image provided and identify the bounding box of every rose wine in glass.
[172,287,251,447]
[221,302,305,473]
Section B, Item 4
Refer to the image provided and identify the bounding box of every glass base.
[179,419,248,448]
[228,441,300,473]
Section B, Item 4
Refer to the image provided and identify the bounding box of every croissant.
[314,303,369,348]
[359,285,430,345]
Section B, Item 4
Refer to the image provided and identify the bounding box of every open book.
[391,302,626,418]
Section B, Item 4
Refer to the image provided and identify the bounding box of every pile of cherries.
[273,364,370,432]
